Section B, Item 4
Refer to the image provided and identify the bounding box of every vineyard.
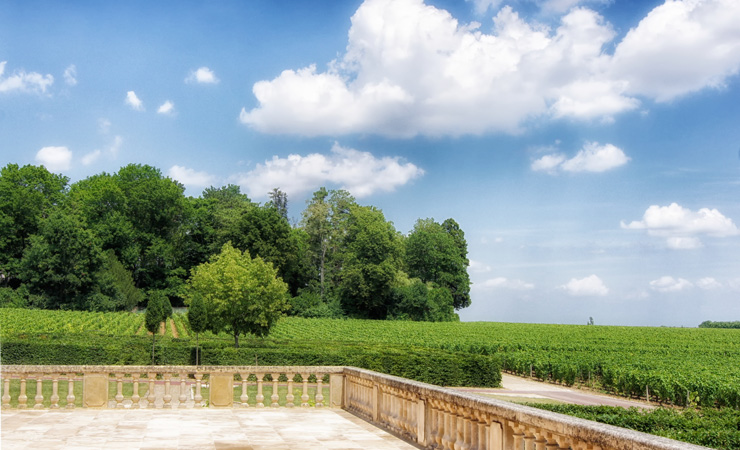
[2,309,740,408]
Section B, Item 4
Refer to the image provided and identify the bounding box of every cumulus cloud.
[0,61,54,94]
[234,142,423,199]
[532,142,629,174]
[168,165,216,188]
[560,274,608,296]
[125,91,144,111]
[35,146,72,172]
[621,203,739,249]
[649,276,693,293]
[158,100,175,115]
[63,65,77,86]
[186,67,219,84]
[240,0,740,137]
[697,277,722,290]
[480,277,535,290]
[82,136,122,166]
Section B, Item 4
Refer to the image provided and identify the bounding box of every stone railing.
[2,365,707,449]
[1,365,343,409]
[343,367,708,450]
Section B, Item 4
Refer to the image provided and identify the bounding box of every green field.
[2,308,740,407]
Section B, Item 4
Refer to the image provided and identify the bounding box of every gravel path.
[456,373,654,409]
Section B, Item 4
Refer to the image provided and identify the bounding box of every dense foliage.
[699,320,740,329]
[527,404,740,450]
[0,163,471,321]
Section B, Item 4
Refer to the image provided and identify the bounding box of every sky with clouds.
[2,0,740,326]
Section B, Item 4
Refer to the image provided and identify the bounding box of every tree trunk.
[195,332,200,366]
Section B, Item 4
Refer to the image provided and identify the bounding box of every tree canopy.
[1,162,472,322]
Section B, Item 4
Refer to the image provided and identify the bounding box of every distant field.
[2,309,739,407]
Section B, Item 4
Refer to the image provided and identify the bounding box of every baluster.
[286,373,295,407]
[256,373,265,407]
[18,375,28,409]
[524,433,536,450]
[115,373,125,408]
[454,412,465,450]
[315,374,324,408]
[534,432,548,450]
[34,374,44,409]
[179,373,187,407]
[435,407,445,449]
[66,375,75,409]
[147,372,156,408]
[163,373,172,408]
[240,373,249,407]
[301,373,309,407]
[50,374,60,409]
[512,431,525,450]
[131,374,141,408]
[443,409,454,450]
[2,376,10,409]
[194,373,203,407]
[271,373,280,407]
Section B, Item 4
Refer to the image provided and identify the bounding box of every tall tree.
[405,218,471,310]
[187,293,208,365]
[186,243,289,348]
[338,205,403,319]
[0,164,68,287]
[267,187,288,221]
[145,291,170,364]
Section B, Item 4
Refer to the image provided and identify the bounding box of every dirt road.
[455,373,654,409]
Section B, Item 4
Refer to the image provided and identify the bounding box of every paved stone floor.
[1,408,419,450]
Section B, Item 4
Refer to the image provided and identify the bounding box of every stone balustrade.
[2,365,707,449]
[1,365,343,409]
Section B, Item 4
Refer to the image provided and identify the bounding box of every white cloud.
[186,67,219,84]
[468,260,492,273]
[98,118,111,134]
[168,165,216,188]
[621,203,739,248]
[35,146,72,172]
[480,277,535,290]
[560,274,608,296]
[532,142,629,174]
[697,277,722,290]
[235,142,423,199]
[158,100,175,115]
[466,0,503,15]
[0,61,54,94]
[125,91,144,111]
[649,276,693,293]
[63,65,77,86]
[612,0,740,102]
[82,135,122,166]
[240,0,740,137]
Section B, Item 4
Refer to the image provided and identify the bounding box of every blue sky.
[2,0,740,326]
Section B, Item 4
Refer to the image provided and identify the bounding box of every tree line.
[0,163,471,322]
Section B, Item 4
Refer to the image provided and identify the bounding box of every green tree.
[338,205,403,319]
[0,164,68,287]
[145,291,170,364]
[187,293,208,365]
[19,209,105,309]
[93,250,144,311]
[186,243,289,348]
[267,187,288,221]
[405,218,471,310]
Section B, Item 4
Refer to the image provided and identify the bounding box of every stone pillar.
[270,373,280,407]
[329,373,343,408]
[179,373,188,407]
[286,374,295,408]
[256,373,265,408]
[194,373,203,407]
[66,375,76,409]
[50,374,60,409]
[240,373,250,407]
[147,372,157,408]
[488,421,503,450]
[33,375,44,409]
[115,373,125,408]
[163,373,172,408]
[2,377,11,409]
[131,374,141,409]
[315,375,324,408]
[300,373,309,407]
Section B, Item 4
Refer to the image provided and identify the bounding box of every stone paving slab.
[1,409,419,450]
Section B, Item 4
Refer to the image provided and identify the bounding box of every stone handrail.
[1,365,708,449]
[1,365,344,409]
[343,367,709,450]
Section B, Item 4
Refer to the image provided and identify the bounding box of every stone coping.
[2,365,345,374]
[345,367,709,450]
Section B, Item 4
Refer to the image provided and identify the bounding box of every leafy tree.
[0,164,68,287]
[186,243,289,348]
[390,276,458,322]
[187,293,208,365]
[19,209,105,309]
[145,291,170,364]
[92,250,143,311]
[405,218,471,310]
[338,205,403,319]
[267,187,288,221]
